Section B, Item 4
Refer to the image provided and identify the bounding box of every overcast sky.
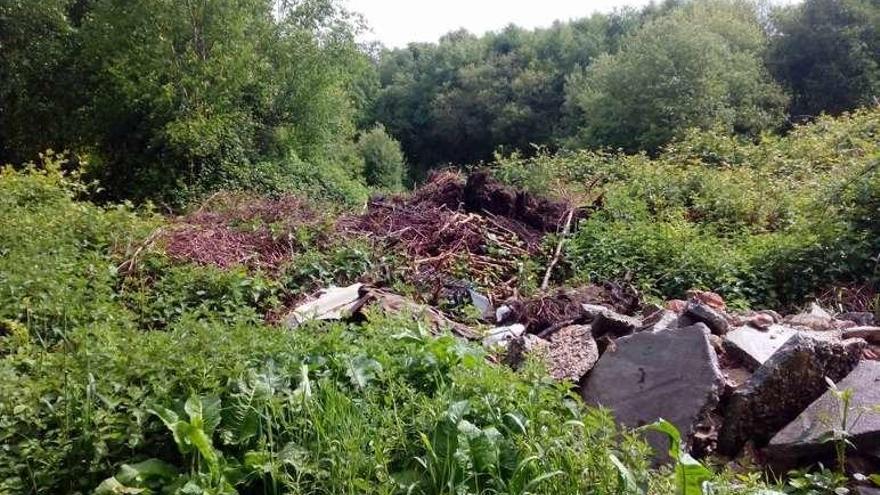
[346,0,656,48]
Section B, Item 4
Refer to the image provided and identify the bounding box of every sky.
[346,0,656,48]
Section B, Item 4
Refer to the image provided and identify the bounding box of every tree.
[0,0,84,164]
[1,0,373,204]
[357,125,406,189]
[564,0,788,153]
[768,0,880,119]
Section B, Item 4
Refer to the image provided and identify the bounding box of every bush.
[357,124,407,190]
[0,155,156,343]
[495,108,880,308]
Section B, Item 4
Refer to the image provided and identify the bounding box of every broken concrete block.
[684,302,730,335]
[640,309,680,333]
[591,310,641,338]
[285,283,365,328]
[765,361,880,469]
[483,324,526,348]
[723,325,798,371]
[545,325,599,382]
[581,324,724,456]
[843,327,880,344]
[718,334,865,455]
[785,302,835,331]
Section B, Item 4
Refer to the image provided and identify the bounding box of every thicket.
[0,0,380,206]
[494,108,880,309]
[372,0,880,173]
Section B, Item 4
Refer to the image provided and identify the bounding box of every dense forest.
[3,0,880,197]
[2,1,880,494]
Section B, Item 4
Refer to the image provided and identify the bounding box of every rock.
[765,361,880,468]
[723,325,798,371]
[684,302,731,335]
[495,304,513,323]
[856,487,880,495]
[688,290,727,311]
[545,325,599,382]
[838,311,875,327]
[666,299,688,313]
[843,327,880,344]
[581,303,612,319]
[581,324,724,457]
[746,313,775,330]
[785,302,835,331]
[285,283,365,328]
[758,309,783,323]
[483,324,526,348]
[640,309,680,333]
[467,289,493,320]
[718,334,865,455]
[591,309,641,338]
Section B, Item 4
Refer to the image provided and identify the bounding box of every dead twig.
[540,208,575,291]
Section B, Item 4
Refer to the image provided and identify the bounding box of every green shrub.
[496,108,880,308]
[357,124,407,190]
[0,156,157,343]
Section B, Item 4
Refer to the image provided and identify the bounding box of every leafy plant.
[645,419,714,495]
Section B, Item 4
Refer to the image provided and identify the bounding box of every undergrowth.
[495,108,880,310]
[0,152,785,494]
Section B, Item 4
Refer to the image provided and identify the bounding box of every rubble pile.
[199,171,879,480]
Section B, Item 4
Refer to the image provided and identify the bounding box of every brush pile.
[164,193,325,271]
[341,170,584,302]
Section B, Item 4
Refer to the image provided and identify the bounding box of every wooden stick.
[540,208,575,291]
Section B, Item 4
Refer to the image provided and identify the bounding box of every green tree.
[768,0,880,119]
[1,0,373,205]
[357,124,406,189]
[564,0,788,153]
[0,0,84,164]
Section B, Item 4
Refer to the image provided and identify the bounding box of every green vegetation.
[0,147,793,495]
[357,125,408,190]
[565,1,788,152]
[3,0,880,493]
[0,0,381,206]
[372,0,880,173]
[494,108,880,309]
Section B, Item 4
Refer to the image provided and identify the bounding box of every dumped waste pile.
[340,170,586,302]
[164,171,880,484]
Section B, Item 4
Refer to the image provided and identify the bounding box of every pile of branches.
[340,170,583,302]
[164,193,325,271]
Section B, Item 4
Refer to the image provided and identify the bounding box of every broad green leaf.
[346,355,382,389]
[645,419,713,495]
[609,454,642,494]
[115,459,177,485]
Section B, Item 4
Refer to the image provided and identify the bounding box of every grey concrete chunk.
[581,324,724,456]
[766,361,880,468]
[718,334,865,455]
[723,325,798,371]
[684,302,730,335]
[640,309,680,333]
[591,310,641,338]
[785,302,835,331]
[545,325,599,382]
[843,326,880,344]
